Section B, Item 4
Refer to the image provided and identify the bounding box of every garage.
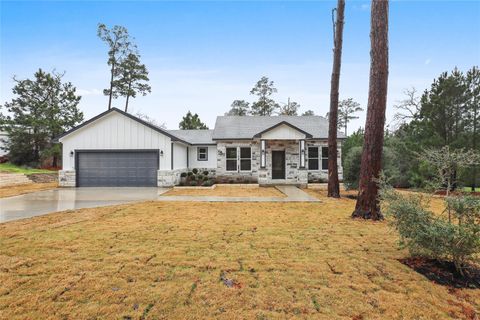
[76,150,159,187]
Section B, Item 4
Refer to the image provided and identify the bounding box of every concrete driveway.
[0,188,169,223]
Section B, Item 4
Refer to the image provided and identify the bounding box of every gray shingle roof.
[167,130,215,145]
[211,116,346,140]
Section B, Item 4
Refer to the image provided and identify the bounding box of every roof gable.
[56,108,189,144]
[253,121,313,139]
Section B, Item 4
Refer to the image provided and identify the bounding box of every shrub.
[203,176,209,181]
[180,172,187,178]
[189,181,198,186]
[192,168,198,174]
[381,182,480,274]
[197,174,204,181]
[202,180,212,187]
[189,175,196,181]
[203,171,209,176]
[187,171,193,176]
[343,146,362,190]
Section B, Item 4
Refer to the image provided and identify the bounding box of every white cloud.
[424,59,431,65]
[361,4,370,11]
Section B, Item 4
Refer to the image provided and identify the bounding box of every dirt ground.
[163,185,286,197]
[0,189,478,319]
[0,182,58,198]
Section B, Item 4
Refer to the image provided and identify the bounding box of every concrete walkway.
[158,185,320,203]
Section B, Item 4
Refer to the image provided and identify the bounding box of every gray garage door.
[77,151,159,187]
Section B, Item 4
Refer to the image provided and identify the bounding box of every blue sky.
[1,0,479,131]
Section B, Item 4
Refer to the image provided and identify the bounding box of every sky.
[1,0,479,132]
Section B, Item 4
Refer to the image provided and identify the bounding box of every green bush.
[203,176,209,181]
[189,180,198,186]
[192,168,198,174]
[203,171,209,176]
[343,146,362,190]
[381,183,480,273]
[180,172,187,178]
[197,174,204,181]
[202,180,213,187]
[187,171,193,176]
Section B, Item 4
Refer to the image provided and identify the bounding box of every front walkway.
[158,185,319,202]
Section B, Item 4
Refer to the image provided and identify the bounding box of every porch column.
[260,139,266,168]
[299,139,306,168]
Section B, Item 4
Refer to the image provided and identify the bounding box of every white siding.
[0,131,8,156]
[261,124,306,140]
[59,111,172,170]
[188,145,217,169]
[173,142,188,170]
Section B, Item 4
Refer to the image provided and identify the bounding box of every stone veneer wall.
[59,170,76,187]
[258,140,308,186]
[305,140,343,183]
[157,169,184,187]
[215,141,260,183]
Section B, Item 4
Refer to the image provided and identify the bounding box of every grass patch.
[163,185,286,197]
[463,187,480,192]
[0,182,58,198]
[0,162,53,174]
[0,192,478,319]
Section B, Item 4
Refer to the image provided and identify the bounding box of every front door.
[272,151,285,179]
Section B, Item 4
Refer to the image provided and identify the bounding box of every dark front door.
[272,151,285,179]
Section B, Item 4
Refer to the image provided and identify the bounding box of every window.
[322,147,328,170]
[240,147,252,171]
[226,148,237,171]
[308,147,319,170]
[197,147,208,161]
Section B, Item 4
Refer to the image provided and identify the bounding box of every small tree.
[250,76,279,116]
[420,146,479,198]
[278,98,300,115]
[226,100,250,116]
[113,53,151,113]
[97,23,136,110]
[302,110,315,116]
[393,87,421,126]
[179,111,208,129]
[338,98,363,136]
[0,69,83,166]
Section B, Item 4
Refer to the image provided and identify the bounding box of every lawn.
[0,182,58,198]
[0,162,54,174]
[0,191,478,319]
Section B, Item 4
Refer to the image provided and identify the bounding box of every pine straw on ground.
[163,186,286,197]
[0,191,478,319]
[0,182,58,198]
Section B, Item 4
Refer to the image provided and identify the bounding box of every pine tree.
[179,111,208,129]
[250,76,279,116]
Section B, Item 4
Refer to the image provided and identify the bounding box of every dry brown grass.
[0,190,479,319]
[163,185,286,198]
[0,182,58,198]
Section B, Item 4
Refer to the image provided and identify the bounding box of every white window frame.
[239,147,252,172]
[321,146,328,171]
[197,147,208,161]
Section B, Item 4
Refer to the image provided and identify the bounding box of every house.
[0,131,9,157]
[57,108,345,187]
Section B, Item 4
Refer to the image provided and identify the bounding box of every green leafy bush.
[187,171,193,176]
[343,146,362,190]
[180,172,187,178]
[197,174,204,181]
[203,171,209,176]
[192,168,198,174]
[189,180,198,186]
[381,183,480,273]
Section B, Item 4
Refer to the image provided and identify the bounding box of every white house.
[57,108,345,187]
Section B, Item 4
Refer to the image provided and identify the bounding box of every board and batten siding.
[260,124,307,140]
[188,145,217,169]
[59,111,172,171]
[172,143,188,170]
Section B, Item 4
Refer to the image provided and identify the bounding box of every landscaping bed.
[164,185,286,197]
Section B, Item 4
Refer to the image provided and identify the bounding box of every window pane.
[226,148,237,159]
[322,147,329,158]
[308,147,318,158]
[240,159,251,171]
[309,159,319,170]
[322,159,328,170]
[226,159,237,171]
[240,147,251,159]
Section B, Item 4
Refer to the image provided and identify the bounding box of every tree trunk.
[352,0,389,220]
[125,82,131,112]
[108,61,115,110]
[472,99,477,191]
[327,0,345,198]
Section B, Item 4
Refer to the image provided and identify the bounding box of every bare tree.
[327,0,345,198]
[393,87,421,125]
[352,0,389,220]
